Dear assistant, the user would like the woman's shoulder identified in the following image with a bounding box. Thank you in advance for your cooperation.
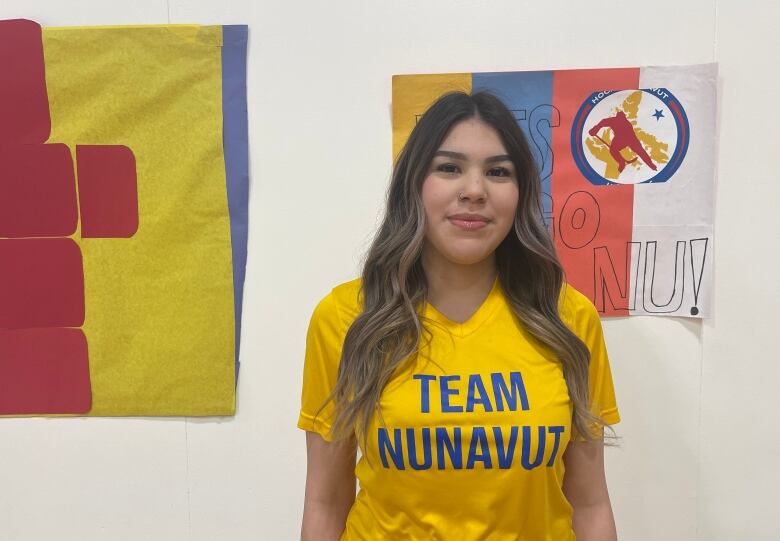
[557,281,601,331]
[330,276,364,317]
[311,277,364,330]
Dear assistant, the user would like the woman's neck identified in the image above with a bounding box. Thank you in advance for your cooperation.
[420,245,497,323]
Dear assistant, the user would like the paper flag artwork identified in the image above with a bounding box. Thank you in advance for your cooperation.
[393,64,717,318]
[0,19,249,415]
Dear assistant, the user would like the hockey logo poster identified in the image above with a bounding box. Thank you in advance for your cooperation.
[393,64,717,319]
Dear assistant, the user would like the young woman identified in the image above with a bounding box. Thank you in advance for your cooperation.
[298,91,621,540]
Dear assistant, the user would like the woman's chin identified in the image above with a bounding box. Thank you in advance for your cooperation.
[440,249,495,267]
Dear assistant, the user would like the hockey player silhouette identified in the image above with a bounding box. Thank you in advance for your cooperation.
[588,110,657,173]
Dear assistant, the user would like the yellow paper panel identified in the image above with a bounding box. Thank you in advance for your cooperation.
[391,73,472,161]
[42,25,235,415]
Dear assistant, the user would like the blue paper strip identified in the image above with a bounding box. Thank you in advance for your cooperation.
[221,25,249,382]
[472,71,554,219]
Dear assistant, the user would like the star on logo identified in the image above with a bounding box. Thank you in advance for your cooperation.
[652,109,665,121]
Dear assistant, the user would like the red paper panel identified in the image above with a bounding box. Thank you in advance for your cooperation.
[0,238,85,329]
[551,68,640,316]
[76,145,139,238]
[0,328,91,414]
[0,143,78,237]
[0,19,50,144]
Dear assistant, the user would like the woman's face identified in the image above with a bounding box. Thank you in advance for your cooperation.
[420,117,520,267]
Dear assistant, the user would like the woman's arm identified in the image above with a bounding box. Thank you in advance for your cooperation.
[562,434,618,541]
[301,431,357,541]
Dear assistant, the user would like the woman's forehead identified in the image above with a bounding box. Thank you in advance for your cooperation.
[437,119,509,158]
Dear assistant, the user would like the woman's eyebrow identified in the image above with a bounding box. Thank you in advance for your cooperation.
[434,150,512,163]
[485,154,512,164]
[434,150,467,160]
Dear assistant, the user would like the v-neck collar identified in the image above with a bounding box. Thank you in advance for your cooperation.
[421,275,503,338]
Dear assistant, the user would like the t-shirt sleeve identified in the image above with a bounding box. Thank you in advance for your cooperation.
[297,291,344,442]
[560,285,621,439]
[577,298,621,428]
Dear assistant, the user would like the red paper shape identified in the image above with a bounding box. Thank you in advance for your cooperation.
[0,143,78,237]
[0,19,50,144]
[0,238,85,329]
[76,145,139,238]
[0,328,91,414]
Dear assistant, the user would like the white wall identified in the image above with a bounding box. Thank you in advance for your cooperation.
[0,1,776,540]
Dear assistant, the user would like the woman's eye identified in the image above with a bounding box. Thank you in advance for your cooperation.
[436,163,460,174]
[487,167,512,177]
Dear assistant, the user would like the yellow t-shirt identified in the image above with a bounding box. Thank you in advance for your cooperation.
[297,275,620,541]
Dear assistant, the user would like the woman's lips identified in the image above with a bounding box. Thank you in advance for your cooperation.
[448,217,488,230]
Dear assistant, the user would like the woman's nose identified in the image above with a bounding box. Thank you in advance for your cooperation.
[459,169,487,202]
